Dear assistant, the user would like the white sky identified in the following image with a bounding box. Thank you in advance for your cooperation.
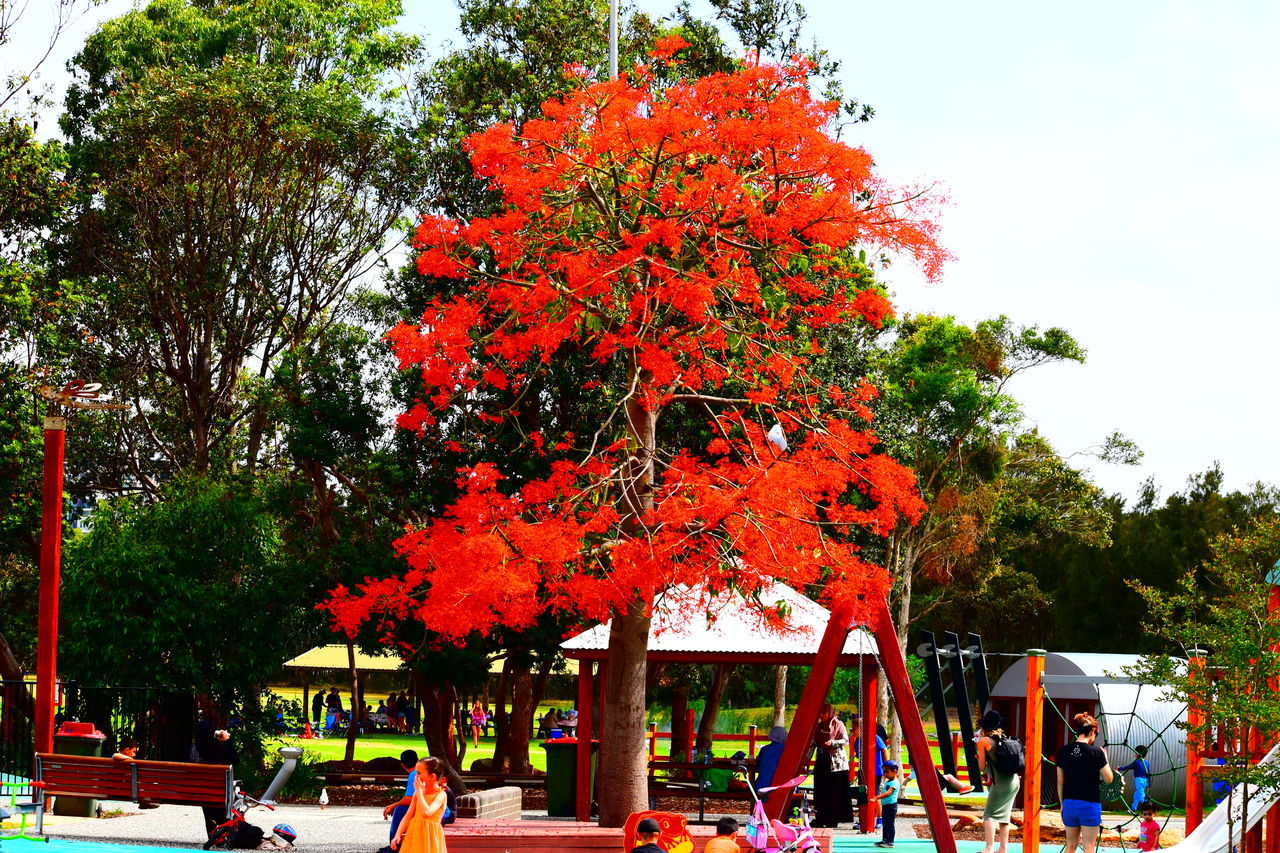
[9,0,1279,502]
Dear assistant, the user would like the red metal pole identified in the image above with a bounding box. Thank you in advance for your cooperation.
[1023,650,1046,853]
[35,416,66,757]
[575,660,594,822]
[1186,652,1206,833]
[860,657,879,832]
[764,605,851,823]
[871,600,956,853]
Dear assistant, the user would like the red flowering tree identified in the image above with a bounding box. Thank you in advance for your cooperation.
[327,39,948,824]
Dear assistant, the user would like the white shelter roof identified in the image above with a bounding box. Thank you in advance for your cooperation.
[561,582,877,661]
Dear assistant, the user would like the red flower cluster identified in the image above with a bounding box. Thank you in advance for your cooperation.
[327,51,947,642]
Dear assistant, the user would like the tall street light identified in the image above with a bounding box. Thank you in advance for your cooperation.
[609,0,618,78]
[34,379,125,754]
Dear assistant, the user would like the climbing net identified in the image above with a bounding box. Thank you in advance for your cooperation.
[1040,677,1186,849]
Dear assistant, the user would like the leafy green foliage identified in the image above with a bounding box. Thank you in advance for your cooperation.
[57,0,429,481]
[1013,467,1280,653]
[869,314,1107,646]
[1129,514,1280,820]
[60,474,322,696]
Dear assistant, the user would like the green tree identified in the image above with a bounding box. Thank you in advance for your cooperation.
[0,116,92,678]
[60,473,322,765]
[869,314,1116,748]
[57,0,428,484]
[1024,467,1279,653]
[1129,514,1280,840]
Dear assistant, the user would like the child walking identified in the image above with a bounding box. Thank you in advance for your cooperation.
[1118,746,1151,813]
[874,761,902,848]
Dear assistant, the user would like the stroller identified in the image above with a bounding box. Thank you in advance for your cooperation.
[204,747,302,850]
[743,773,822,853]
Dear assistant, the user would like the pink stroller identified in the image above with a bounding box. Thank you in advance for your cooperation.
[744,774,822,853]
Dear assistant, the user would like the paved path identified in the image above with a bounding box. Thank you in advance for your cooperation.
[34,803,395,852]
[23,802,1188,852]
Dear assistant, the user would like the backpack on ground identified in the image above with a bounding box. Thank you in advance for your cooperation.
[991,734,1025,776]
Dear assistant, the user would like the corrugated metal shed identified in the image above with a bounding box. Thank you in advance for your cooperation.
[561,582,877,661]
[991,652,1187,806]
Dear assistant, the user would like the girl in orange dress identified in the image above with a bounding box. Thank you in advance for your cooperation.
[392,757,449,853]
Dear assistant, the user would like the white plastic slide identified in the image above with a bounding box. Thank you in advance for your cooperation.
[1161,743,1280,853]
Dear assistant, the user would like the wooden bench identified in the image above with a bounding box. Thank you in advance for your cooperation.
[34,753,233,835]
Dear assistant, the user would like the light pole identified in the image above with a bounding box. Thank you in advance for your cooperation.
[608,0,617,78]
[33,379,124,754]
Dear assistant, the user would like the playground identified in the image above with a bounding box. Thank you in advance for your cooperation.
[3,2,1277,853]
[10,597,1280,853]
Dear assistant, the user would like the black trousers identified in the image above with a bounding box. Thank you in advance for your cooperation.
[882,803,898,843]
[813,751,853,827]
[202,805,226,838]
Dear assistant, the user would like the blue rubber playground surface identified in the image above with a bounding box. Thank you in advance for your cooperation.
[0,837,1018,853]
[834,839,1024,853]
[0,841,201,852]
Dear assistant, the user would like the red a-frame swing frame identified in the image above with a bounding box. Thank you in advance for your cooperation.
[760,599,958,853]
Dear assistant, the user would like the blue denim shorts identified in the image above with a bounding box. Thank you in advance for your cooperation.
[1062,799,1103,828]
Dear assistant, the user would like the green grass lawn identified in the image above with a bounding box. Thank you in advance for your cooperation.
[273,731,767,773]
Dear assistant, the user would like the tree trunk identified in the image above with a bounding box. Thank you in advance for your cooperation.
[531,657,554,717]
[671,683,692,764]
[773,666,788,728]
[344,641,360,764]
[412,671,468,795]
[596,361,656,826]
[0,630,34,724]
[491,658,513,771]
[597,599,651,826]
[695,663,734,754]
[508,667,534,773]
[886,555,915,762]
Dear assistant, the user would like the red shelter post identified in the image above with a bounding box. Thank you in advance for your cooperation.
[1186,650,1206,833]
[575,660,594,822]
[35,415,66,756]
[765,606,851,823]
[859,658,879,832]
[1023,649,1046,853]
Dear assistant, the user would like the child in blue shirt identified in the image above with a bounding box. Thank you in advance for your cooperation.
[874,761,902,848]
[1117,745,1151,813]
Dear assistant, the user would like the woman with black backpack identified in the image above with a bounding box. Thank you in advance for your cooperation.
[976,710,1020,853]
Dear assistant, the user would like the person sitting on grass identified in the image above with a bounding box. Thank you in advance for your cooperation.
[631,817,665,853]
[704,817,739,853]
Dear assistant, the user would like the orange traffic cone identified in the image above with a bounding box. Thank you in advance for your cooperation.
[302,720,314,739]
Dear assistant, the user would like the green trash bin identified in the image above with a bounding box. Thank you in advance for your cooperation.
[541,737,597,817]
[53,723,107,817]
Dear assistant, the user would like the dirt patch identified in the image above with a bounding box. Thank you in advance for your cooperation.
[650,794,753,815]
[280,785,398,807]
